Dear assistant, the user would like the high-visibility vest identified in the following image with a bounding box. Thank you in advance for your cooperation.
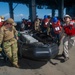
[52,20,62,34]
[43,18,49,28]
[63,21,75,36]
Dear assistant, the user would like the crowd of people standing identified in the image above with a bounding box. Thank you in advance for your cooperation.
[33,15,75,61]
[0,14,75,68]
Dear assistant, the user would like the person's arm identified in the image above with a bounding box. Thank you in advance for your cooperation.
[0,27,4,45]
[13,26,18,40]
[34,21,37,31]
[0,27,4,51]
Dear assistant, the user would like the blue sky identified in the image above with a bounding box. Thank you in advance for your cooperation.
[0,2,65,21]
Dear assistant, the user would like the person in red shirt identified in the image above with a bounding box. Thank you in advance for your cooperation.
[62,15,75,61]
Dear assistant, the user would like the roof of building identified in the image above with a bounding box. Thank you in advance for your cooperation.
[0,0,75,8]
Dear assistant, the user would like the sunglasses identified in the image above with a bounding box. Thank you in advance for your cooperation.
[6,23,12,25]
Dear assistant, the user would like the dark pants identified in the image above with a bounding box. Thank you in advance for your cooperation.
[51,31,60,46]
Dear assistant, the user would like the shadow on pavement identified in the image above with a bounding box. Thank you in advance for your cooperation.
[0,57,48,69]
[53,54,65,63]
[0,54,66,69]
[19,58,48,69]
[0,59,12,67]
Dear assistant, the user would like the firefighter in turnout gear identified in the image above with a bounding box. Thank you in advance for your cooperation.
[62,15,75,61]
[0,18,19,68]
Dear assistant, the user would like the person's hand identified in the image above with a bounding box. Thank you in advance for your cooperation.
[16,37,19,40]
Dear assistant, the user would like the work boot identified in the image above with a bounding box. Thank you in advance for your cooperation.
[61,53,65,58]
[13,63,20,68]
[64,57,69,61]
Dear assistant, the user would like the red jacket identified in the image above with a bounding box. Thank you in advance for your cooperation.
[52,20,62,34]
[63,21,75,36]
